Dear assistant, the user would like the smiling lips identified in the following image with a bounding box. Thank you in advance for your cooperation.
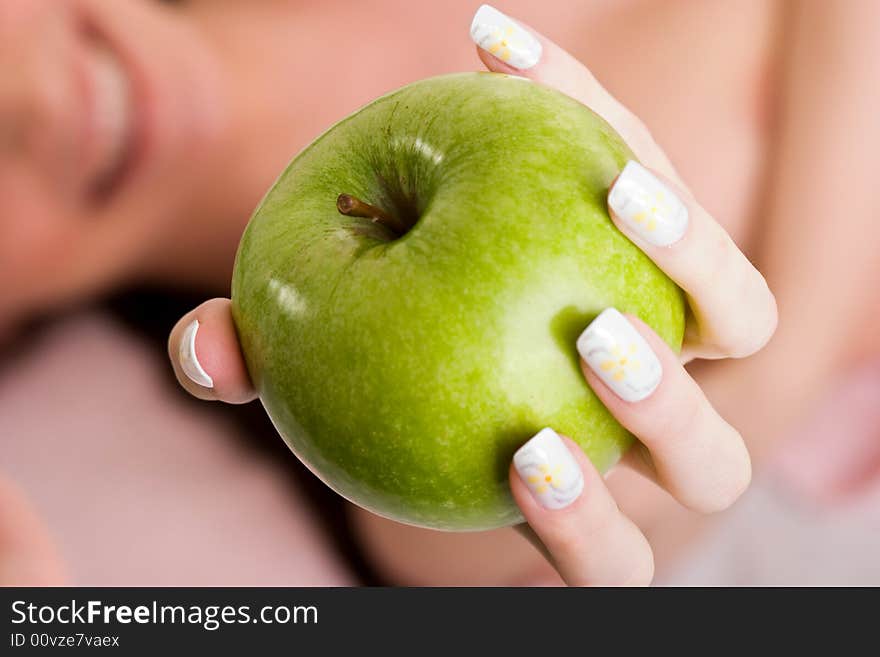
[79,38,136,202]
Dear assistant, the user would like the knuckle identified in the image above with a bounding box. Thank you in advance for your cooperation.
[566,519,655,587]
[688,231,732,301]
[693,435,752,513]
[712,301,776,359]
[704,471,751,513]
[714,326,763,359]
[719,269,778,359]
[623,556,655,587]
[737,273,777,354]
[580,496,623,540]
[652,391,704,445]
[691,228,778,359]
[549,500,620,565]
[754,277,779,345]
[729,441,754,501]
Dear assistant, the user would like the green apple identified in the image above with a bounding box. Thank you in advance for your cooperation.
[231,72,685,531]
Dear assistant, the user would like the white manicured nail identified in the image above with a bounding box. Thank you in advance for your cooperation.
[470,4,542,70]
[608,161,689,247]
[514,428,584,510]
[179,319,213,388]
[577,308,662,402]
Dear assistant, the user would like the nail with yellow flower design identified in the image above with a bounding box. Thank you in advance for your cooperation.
[608,161,689,247]
[470,5,542,70]
[577,308,662,402]
[513,428,584,510]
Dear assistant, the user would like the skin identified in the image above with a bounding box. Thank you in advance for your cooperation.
[2,0,879,583]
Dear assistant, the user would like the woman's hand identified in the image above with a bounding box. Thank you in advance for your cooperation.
[469,4,776,363]
[167,5,776,585]
[469,5,774,584]
[509,311,751,585]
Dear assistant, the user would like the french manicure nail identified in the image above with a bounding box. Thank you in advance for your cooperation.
[470,4,542,70]
[514,428,584,509]
[608,161,689,246]
[179,319,214,388]
[577,308,662,402]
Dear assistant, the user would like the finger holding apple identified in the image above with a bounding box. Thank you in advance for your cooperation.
[168,298,256,404]
[575,311,752,514]
[510,431,655,587]
[471,4,777,361]
[509,308,750,585]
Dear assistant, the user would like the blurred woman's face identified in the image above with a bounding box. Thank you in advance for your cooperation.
[0,0,228,327]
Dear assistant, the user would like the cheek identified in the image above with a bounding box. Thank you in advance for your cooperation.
[0,170,85,312]
[0,0,67,27]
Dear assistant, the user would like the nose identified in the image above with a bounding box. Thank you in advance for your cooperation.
[0,1,79,182]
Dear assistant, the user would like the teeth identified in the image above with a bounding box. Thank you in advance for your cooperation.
[87,45,132,191]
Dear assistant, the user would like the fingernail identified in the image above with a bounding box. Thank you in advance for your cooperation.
[608,161,689,247]
[577,308,662,402]
[179,319,214,388]
[514,428,584,509]
[470,4,542,70]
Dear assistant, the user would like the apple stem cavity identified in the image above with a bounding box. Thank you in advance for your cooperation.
[336,193,407,237]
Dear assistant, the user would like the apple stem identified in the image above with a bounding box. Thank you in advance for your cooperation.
[337,193,407,236]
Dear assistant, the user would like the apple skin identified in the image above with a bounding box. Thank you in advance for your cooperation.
[231,72,685,531]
